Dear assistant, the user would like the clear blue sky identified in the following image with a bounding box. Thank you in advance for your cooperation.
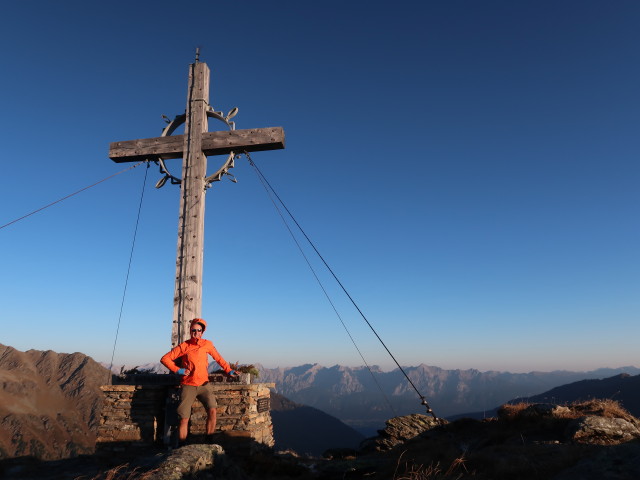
[1,1,638,373]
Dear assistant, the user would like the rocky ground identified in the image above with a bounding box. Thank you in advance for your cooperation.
[2,398,640,479]
[364,400,640,480]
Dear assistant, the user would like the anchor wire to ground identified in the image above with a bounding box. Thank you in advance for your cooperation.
[247,154,397,418]
[107,162,150,384]
[246,152,436,419]
[0,162,145,231]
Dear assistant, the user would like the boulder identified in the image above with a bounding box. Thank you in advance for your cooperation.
[360,414,443,452]
[150,444,224,480]
[566,415,640,445]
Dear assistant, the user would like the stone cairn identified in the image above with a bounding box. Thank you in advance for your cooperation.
[97,373,274,452]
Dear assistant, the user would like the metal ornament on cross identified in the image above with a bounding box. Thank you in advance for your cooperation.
[154,106,241,189]
[108,56,285,347]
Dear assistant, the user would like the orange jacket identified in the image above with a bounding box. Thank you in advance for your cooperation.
[160,338,232,386]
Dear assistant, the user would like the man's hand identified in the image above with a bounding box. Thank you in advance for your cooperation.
[177,368,191,376]
[228,369,239,377]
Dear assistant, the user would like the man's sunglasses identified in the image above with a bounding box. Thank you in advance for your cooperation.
[191,328,202,333]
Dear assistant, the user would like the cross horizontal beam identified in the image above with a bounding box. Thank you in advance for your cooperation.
[109,127,285,163]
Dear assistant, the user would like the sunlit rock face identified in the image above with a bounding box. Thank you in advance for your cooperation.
[0,344,109,460]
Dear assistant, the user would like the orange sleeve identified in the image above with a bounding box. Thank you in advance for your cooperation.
[206,341,231,373]
[160,344,185,373]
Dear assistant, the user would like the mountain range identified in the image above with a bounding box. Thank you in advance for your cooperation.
[254,363,640,435]
[124,360,640,436]
[3,343,640,465]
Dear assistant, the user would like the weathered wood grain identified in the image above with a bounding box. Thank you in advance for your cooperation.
[201,127,285,156]
[172,61,209,347]
[109,135,184,161]
[109,127,285,163]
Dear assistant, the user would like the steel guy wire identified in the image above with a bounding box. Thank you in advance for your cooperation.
[1,162,145,231]
[107,162,150,384]
[246,154,398,418]
[245,152,437,419]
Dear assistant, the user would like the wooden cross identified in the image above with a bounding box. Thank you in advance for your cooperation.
[109,60,285,347]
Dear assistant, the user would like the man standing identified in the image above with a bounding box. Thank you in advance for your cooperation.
[161,318,238,443]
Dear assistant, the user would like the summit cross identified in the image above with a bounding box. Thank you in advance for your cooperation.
[109,60,285,347]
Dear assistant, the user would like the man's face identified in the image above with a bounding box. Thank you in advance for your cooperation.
[190,323,204,340]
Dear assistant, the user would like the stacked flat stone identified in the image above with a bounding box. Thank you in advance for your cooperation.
[97,382,274,451]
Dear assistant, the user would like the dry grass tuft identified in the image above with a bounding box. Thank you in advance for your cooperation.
[79,464,160,480]
[569,399,635,421]
[497,402,531,419]
[393,452,471,480]
[498,399,635,422]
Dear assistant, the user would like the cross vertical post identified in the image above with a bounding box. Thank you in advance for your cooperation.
[108,60,285,349]
[172,61,209,347]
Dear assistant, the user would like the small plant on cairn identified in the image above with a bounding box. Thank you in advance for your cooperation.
[230,362,260,378]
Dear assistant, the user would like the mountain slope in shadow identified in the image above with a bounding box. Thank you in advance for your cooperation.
[524,373,640,413]
[451,373,640,420]
[270,392,364,456]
